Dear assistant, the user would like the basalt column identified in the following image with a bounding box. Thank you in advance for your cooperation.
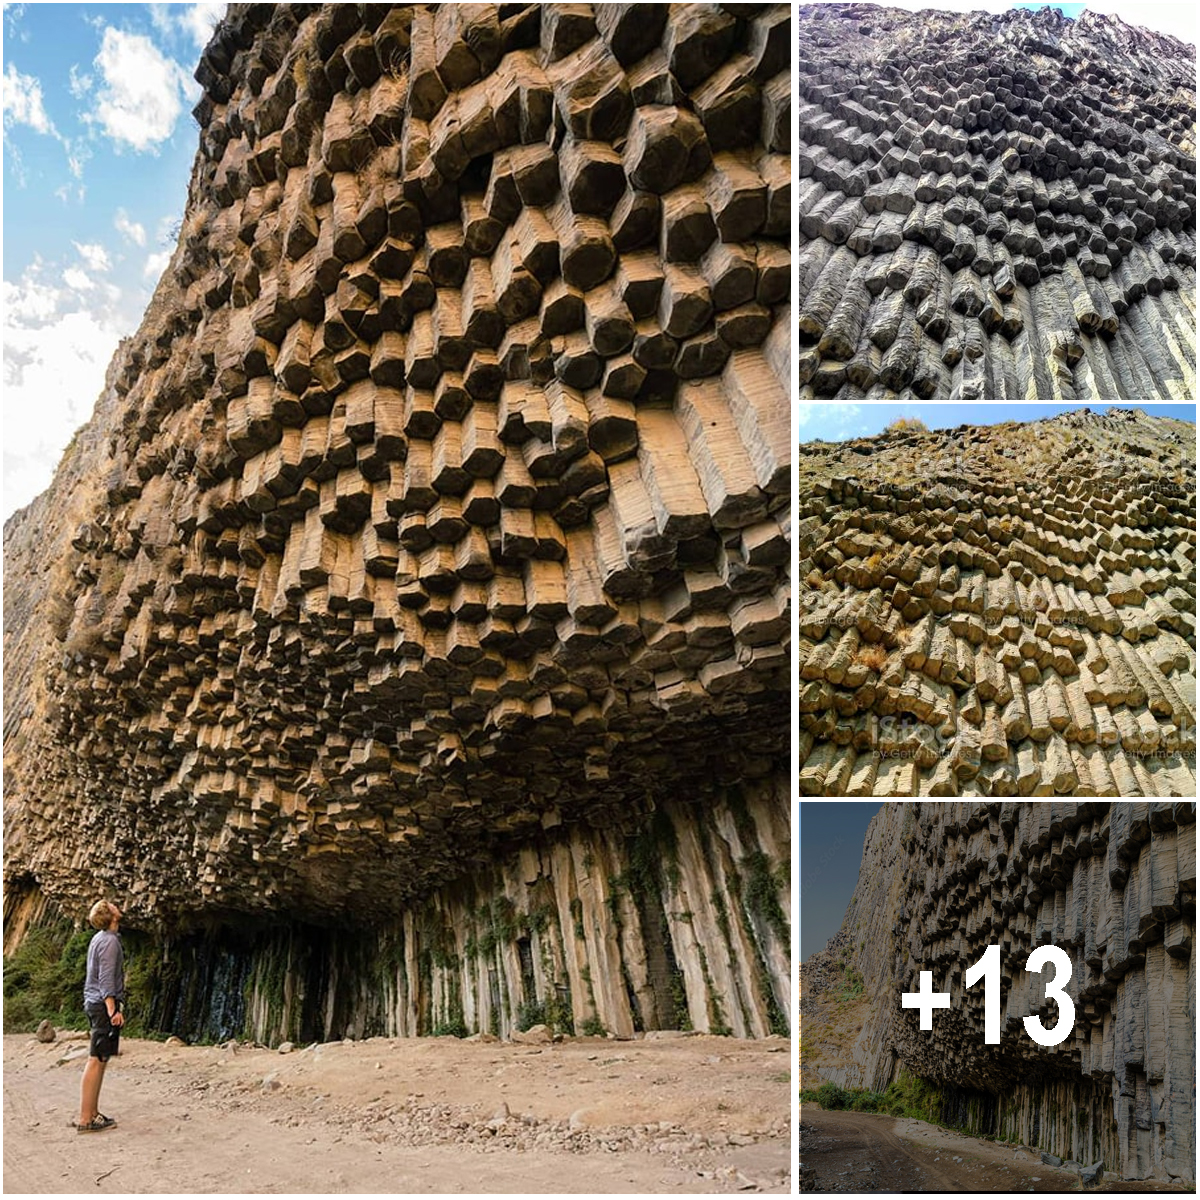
[797,408,1196,797]
[2,4,790,1038]
[799,4,1196,405]
[802,801,1195,1186]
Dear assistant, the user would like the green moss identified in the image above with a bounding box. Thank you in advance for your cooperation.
[3,921,175,1040]
[710,888,733,951]
[837,966,864,1002]
[528,904,553,935]
[4,921,94,1032]
[623,807,681,894]
[545,988,572,1035]
[741,850,789,945]
[669,969,692,1031]
[802,1073,945,1125]
[515,998,547,1031]
[692,942,731,1036]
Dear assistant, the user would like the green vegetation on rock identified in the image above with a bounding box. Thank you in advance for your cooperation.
[800,1072,944,1124]
[836,965,864,1001]
[3,920,163,1038]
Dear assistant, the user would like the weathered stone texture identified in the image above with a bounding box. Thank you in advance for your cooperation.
[2,3,789,1038]
[798,408,1196,796]
[804,801,1195,1185]
[798,4,1196,404]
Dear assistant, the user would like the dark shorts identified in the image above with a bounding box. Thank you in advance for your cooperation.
[85,1001,121,1061]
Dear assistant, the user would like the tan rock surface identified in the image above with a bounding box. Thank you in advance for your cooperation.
[3,3,790,1042]
[798,408,1196,796]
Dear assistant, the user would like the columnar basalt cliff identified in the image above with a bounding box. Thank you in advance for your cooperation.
[3,3,790,1041]
[799,4,1196,404]
[801,801,1196,1186]
[797,408,1196,796]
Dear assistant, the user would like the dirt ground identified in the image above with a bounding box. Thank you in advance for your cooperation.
[800,1106,1191,1194]
[4,1030,789,1194]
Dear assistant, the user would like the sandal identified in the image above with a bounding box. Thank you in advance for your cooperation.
[77,1114,117,1133]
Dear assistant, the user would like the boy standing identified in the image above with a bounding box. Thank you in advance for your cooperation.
[77,899,125,1133]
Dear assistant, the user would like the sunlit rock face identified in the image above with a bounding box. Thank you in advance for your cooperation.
[797,407,1197,797]
[798,3,1196,405]
[796,5,1196,797]
[3,3,790,1040]
[804,801,1195,1185]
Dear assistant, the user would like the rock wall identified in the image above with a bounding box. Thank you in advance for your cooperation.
[118,778,790,1044]
[805,801,1195,1185]
[2,3,790,1036]
[798,3,1196,405]
[797,408,1196,796]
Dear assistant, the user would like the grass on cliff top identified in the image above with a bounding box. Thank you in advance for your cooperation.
[800,1074,943,1123]
[885,416,927,433]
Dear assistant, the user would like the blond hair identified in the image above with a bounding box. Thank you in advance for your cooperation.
[88,900,118,930]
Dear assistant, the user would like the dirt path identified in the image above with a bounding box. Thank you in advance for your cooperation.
[5,1032,789,1193]
[800,1106,1190,1193]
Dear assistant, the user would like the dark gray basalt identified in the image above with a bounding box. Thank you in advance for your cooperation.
[798,3,1196,404]
[803,801,1195,1185]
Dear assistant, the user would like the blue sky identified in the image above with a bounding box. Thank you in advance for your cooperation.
[800,802,882,962]
[3,2,224,519]
[865,0,1194,44]
[1015,2,1083,15]
[800,403,1198,444]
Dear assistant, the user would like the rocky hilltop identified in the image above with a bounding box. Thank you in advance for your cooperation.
[798,408,1197,796]
[3,3,790,1043]
[801,801,1196,1186]
[799,3,1196,405]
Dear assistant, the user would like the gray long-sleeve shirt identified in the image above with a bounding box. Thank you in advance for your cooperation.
[83,929,124,1006]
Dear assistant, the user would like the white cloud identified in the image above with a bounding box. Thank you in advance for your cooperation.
[63,266,95,291]
[147,2,227,51]
[5,63,91,182]
[4,260,62,324]
[87,27,190,152]
[798,403,866,442]
[147,3,176,40]
[1081,1,1195,46]
[55,181,87,205]
[3,262,136,518]
[5,4,30,41]
[73,242,111,272]
[7,141,28,186]
[68,64,93,100]
[181,2,226,50]
[3,62,55,135]
[115,209,147,247]
[143,250,172,279]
